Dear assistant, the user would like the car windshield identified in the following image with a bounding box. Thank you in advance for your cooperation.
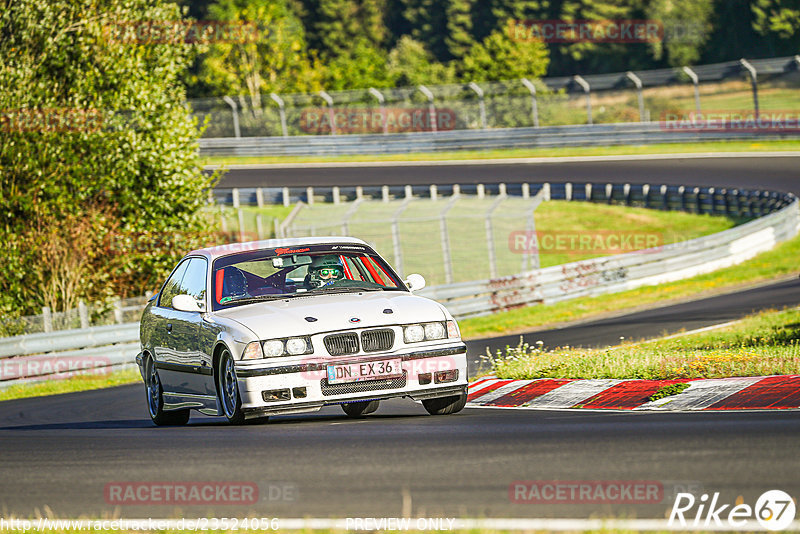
[211,244,405,310]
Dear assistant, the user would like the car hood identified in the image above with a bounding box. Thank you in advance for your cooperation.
[213,291,447,339]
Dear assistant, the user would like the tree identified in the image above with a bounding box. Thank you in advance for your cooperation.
[200,0,322,110]
[323,38,394,89]
[387,35,456,85]
[0,0,215,316]
[460,26,549,82]
[296,0,392,90]
[445,0,476,59]
[751,0,800,54]
[397,0,450,59]
[647,0,714,66]
[300,0,388,54]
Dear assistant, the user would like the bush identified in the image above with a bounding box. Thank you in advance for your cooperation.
[0,0,217,316]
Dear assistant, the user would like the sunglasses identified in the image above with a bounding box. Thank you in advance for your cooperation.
[317,268,341,278]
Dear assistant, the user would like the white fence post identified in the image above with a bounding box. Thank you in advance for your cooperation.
[573,75,592,125]
[468,81,487,129]
[222,96,241,138]
[439,198,458,284]
[256,214,265,239]
[78,301,89,330]
[236,209,245,241]
[270,93,288,137]
[418,85,437,132]
[114,299,123,324]
[521,78,540,128]
[42,306,52,333]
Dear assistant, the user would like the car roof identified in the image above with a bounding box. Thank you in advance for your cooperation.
[187,236,370,261]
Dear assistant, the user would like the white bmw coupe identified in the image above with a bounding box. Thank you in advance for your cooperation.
[136,237,468,425]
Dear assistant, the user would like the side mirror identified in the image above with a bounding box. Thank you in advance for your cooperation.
[404,273,426,292]
[172,294,205,313]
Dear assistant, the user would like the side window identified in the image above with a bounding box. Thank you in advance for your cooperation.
[180,258,208,302]
[158,259,190,309]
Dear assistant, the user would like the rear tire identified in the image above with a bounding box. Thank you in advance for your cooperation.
[217,349,246,425]
[342,400,380,418]
[145,356,190,426]
[422,392,467,415]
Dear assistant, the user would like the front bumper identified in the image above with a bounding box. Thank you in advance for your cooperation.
[235,344,468,419]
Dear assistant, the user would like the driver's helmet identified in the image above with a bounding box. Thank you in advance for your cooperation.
[307,255,344,288]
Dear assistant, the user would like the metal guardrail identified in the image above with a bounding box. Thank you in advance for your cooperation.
[1,184,796,387]
[0,323,140,388]
[418,192,799,318]
[199,122,800,157]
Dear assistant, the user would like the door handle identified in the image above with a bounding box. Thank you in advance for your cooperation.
[166,323,173,333]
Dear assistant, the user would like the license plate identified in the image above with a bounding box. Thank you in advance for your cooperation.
[327,358,403,384]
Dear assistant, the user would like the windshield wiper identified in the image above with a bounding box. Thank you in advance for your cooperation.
[306,285,384,294]
[221,293,299,306]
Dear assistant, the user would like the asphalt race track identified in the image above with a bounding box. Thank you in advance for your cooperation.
[465,277,800,374]
[2,154,799,521]
[216,154,800,195]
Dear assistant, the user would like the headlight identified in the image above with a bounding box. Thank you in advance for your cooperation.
[424,322,445,340]
[404,322,448,343]
[403,324,425,343]
[285,337,307,355]
[242,341,263,360]
[262,339,284,357]
[261,337,314,357]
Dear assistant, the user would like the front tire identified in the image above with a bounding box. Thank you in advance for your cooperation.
[145,356,190,426]
[422,392,467,415]
[217,349,246,425]
[342,400,380,418]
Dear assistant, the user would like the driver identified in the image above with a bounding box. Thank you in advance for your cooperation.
[306,255,345,288]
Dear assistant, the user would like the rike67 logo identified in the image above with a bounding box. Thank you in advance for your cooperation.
[669,490,796,531]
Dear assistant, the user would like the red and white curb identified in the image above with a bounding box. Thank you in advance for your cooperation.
[467,375,800,411]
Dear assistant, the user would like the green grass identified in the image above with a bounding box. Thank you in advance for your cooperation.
[0,367,140,402]
[486,307,800,380]
[201,140,800,166]
[533,202,739,267]
[458,229,800,340]
[286,198,738,286]
[648,382,691,401]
